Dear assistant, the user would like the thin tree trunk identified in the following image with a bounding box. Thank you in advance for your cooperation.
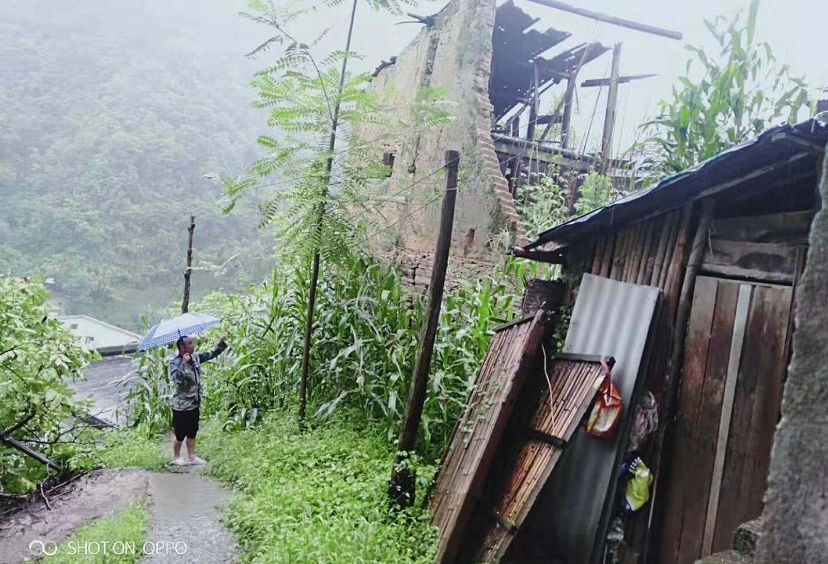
[182,215,195,314]
[298,0,359,422]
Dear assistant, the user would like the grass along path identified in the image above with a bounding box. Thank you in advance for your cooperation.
[48,503,148,564]
[198,413,438,563]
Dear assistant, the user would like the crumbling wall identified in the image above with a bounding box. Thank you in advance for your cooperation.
[359,0,525,265]
[756,150,828,563]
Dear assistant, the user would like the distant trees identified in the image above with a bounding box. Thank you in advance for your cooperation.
[0,2,270,327]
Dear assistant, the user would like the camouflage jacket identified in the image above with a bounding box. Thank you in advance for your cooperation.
[168,341,227,411]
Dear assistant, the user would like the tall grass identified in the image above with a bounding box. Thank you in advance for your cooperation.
[126,252,525,461]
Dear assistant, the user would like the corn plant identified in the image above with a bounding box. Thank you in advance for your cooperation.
[640,0,810,179]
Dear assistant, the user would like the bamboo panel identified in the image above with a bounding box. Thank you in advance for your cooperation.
[591,237,606,275]
[599,234,615,278]
[626,224,645,283]
[610,228,629,280]
[474,358,605,562]
[430,312,546,564]
[650,213,675,287]
[637,220,656,284]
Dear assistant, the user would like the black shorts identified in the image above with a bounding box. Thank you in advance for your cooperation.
[172,408,199,441]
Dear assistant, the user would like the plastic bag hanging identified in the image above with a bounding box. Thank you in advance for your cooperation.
[585,357,623,438]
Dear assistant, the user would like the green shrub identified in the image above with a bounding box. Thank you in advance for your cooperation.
[195,253,519,460]
[0,276,98,493]
[96,426,169,471]
[199,413,437,563]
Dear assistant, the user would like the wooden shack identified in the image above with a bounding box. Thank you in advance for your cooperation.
[510,120,828,563]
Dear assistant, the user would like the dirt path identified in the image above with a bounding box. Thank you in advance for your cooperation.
[0,468,151,563]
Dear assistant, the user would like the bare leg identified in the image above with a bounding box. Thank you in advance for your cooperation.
[174,439,183,460]
[185,437,196,461]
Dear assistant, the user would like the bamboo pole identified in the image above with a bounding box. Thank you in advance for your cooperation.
[391,151,460,508]
[600,234,615,278]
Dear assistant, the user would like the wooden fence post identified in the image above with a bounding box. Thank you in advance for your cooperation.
[389,150,460,507]
[182,215,195,314]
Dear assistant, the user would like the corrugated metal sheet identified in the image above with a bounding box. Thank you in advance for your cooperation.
[430,311,546,564]
[475,357,607,562]
[526,120,828,248]
[545,274,661,563]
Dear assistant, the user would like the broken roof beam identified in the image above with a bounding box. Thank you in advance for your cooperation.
[522,27,572,59]
[524,0,683,40]
[536,42,610,83]
[581,73,657,88]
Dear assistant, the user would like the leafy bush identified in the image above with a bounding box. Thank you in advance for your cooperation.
[122,346,173,437]
[199,413,437,563]
[0,276,98,493]
[126,252,520,460]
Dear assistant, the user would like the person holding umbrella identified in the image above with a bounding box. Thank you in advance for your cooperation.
[169,333,228,465]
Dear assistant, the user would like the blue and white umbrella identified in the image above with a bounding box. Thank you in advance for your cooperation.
[139,312,221,351]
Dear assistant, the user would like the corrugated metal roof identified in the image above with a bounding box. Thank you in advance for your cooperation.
[543,274,661,563]
[525,119,828,249]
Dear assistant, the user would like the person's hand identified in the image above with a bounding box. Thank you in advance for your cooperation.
[183,353,193,363]
[219,332,228,345]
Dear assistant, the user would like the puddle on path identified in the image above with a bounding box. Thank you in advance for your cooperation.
[143,466,238,563]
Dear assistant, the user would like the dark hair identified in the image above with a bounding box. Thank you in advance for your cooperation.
[176,336,188,350]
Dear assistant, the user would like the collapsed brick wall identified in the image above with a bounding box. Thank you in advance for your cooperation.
[388,248,498,293]
[359,0,525,268]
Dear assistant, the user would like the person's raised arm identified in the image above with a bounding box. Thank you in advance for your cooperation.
[198,333,228,363]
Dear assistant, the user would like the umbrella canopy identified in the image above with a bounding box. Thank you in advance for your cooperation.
[139,312,221,351]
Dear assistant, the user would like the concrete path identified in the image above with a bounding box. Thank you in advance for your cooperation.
[70,356,138,426]
[143,465,238,563]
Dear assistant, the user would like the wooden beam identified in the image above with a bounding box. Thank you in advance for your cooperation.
[771,132,826,154]
[523,0,683,40]
[391,150,460,507]
[527,60,540,141]
[561,74,577,149]
[700,240,798,284]
[181,215,195,314]
[600,43,622,174]
[581,73,656,88]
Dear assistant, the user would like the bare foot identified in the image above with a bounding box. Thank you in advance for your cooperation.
[172,458,187,466]
[187,456,206,465]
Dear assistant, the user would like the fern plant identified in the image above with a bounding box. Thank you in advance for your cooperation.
[225,0,429,421]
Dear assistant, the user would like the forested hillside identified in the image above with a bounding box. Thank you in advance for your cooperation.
[0,0,272,329]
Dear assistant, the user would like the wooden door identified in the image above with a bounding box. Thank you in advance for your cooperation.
[660,276,793,563]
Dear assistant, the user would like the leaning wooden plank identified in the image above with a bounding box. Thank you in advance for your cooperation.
[475,357,607,562]
[431,311,547,564]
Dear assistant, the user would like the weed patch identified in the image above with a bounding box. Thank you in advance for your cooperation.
[199,414,438,563]
[47,503,148,564]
